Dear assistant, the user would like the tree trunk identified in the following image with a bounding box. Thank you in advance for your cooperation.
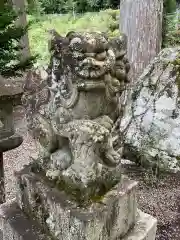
[11,0,30,60]
[119,0,164,82]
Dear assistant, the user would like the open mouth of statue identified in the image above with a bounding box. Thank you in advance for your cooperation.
[77,56,111,79]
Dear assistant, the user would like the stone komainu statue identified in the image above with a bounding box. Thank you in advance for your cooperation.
[22,31,130,199]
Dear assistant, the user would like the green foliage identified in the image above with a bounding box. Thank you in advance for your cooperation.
[163,10,180,47]
[28,9,120,66]
[0,2,35,77]
[164,0,177,13]
[26,0,44,16]
[39,0,63,14]
[27,0,119,15]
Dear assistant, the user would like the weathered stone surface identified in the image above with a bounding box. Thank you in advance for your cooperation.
[0,76,23,204]
[120,47,180,171]
[0,76,23,151]
[0,199,157,240]
[0,76,23,105]
[123,210,157,240]
[22,31,130,197]
[15,164,137,240]
[0,200,51,240]
[0,134,23,152]
[0,102,14,140]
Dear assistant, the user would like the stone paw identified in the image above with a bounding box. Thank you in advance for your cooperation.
[50,148,72,171]
[104,149,121,166]
[95,115,113,131]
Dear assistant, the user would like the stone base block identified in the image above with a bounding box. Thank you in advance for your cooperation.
[124,210,157,240]
[0,200,51,240]
[0,201,157,240]
[15,165,137,239]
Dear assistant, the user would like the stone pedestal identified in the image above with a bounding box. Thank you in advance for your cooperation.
[0,163,157,240]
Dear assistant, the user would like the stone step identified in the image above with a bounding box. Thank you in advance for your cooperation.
[123,210,157,240]
[0,200,51,240]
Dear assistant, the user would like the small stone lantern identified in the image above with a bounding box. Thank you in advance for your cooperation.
[0,77,23,203]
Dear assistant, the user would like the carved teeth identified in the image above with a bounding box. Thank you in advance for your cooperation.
[85,53,96,57]
[96,51,107,61]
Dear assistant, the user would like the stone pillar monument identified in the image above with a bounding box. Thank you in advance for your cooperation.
[0,32,157,240]
[0,77,23,203]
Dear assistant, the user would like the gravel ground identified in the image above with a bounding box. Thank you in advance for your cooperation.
[3,106,37,200]
[123,164,180,240]
[4,106,180,239]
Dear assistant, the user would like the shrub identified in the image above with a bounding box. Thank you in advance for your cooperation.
[26,0,44,16]
[164,0,177,13]
[27,0,119,14]
[163,9,180,47]
[0,2,35,77]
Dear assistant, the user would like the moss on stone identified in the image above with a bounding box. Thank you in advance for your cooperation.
[55,177,116,207]
[171,53,180,97]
